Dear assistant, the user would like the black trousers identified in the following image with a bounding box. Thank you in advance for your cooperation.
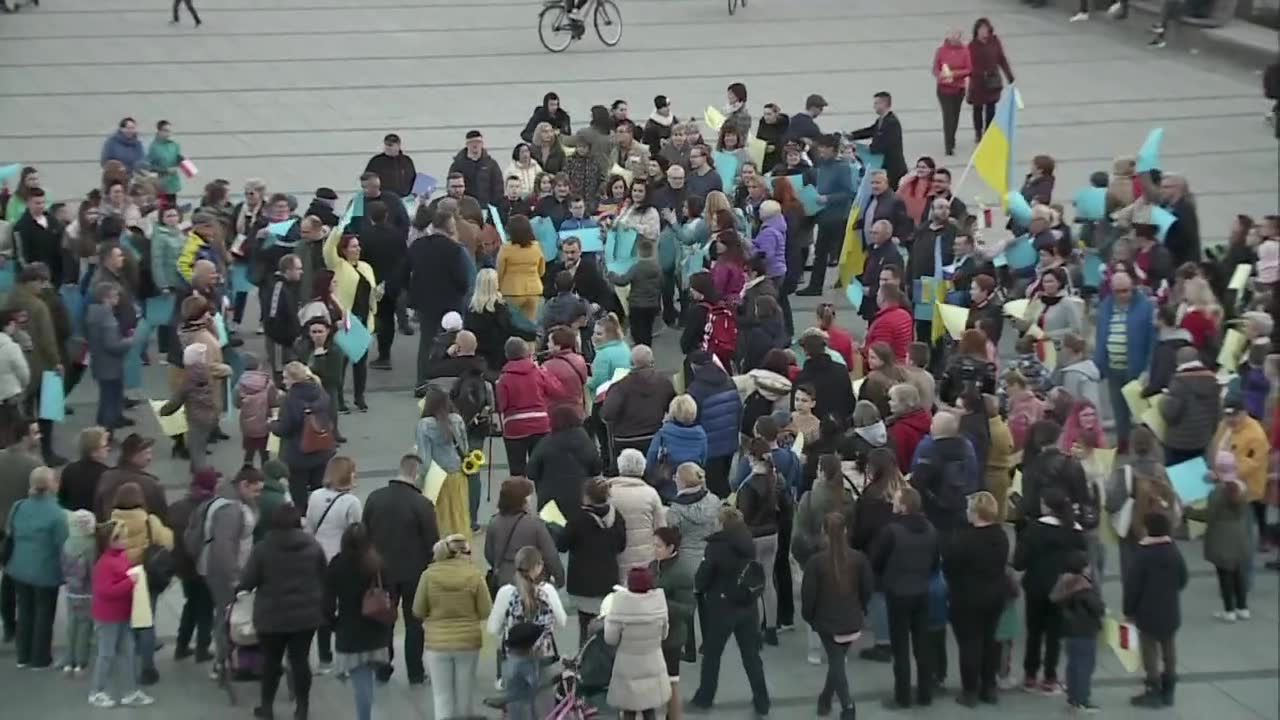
[630,306,658,347]
[770,276,793,341]
[952,604,1001,696]
[374,288,400,360]
[172,0,200,22]
[704,455,733,499]
[692,603,770,714]
[14,581,58,667]
[937,90,964,153]
[259,630,314,712]
[388,579,426,681]
[803,217,845,291]
[774,522,794,626]
[287,464,326,510]
[1216,567,1248,611]
[177,576,214,652]
[0,573,14,637]
[1023,592,1063,680]
[973,102,997,141]
[887,592,933,706]
[661,271,680,326]
[503,434,544,477]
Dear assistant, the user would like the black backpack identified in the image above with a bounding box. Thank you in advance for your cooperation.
[728,558,767,607]
[142,518,176,591]
[919,451,971,517]
[450,369,491,435]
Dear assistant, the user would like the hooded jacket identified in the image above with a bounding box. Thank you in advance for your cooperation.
[1160,361,1222,451]
[235,369,280,439]
[85,302,131,381]
[556,502,627,599]
[887,408,932,474]
[1056,358,1102,409]
[666,487,721,563]
[1050,572,1105,638]
[107,505,174,566]
[1142,327,1193,397]
[607,474,666,573]
[497,357,561,439]
[870,513,940,597]
[943,523,1010,612]
[911,435,978,535]
[646,422,708,492]
[696,523,757,605]
[1122,538,1188,635]
[269,380,336,470]
[1184,481,1250,570]
[92,547,135,623]
[448,148,504,209]
[411,555,492,651]
[754,213,788,279]
[734,368,792,436]
[795,353,855,424]
[792,480,855,566]
[100,130,144,172]
[239,527,326,634]
[95,464,169,524]
[1012,515,1087,597]
[604,586,672,712]
[686,363,742,458]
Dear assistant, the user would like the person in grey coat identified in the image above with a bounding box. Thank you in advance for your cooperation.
[1158,347,1221,465]
[665,462,720,660]
[201,469,264,669]
[607,238,663,347]
[483,477,565,588]
[84,282,134,431]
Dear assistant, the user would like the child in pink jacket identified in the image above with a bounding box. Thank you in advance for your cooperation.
[89,525,152,708]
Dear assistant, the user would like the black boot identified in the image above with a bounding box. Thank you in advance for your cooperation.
[1129,679,1162,707]
[1160,672,1176,706]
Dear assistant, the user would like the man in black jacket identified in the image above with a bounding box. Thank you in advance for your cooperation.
[362,454,440,685]
[358,201,409,369]
[848,91,908,188]
[363,133,417,198]
[261,254,303,382]
[542,236,612,310]
[12,188,66,285]
[448,131,504,210]
[856,170,914,245]
[794,331,855,424]
[407,208,472,390]
[343,172,409,239]
[304,187,340,228]
[870,486,940,709]
[756,103,791,171]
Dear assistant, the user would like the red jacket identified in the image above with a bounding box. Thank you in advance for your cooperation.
[933,41,972,95]
[497,358,563,439]
[541,350,589,418]
[92,547,135,624]
[888,408,932,473]
[865,305,914,363]
[824,324,857,369]
[1179,308,1218,351]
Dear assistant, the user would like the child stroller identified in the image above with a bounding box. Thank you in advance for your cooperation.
[215,592,292,705]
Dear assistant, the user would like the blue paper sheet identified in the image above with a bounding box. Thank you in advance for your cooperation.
[1073,187,1107,221]
[213,313,229,347]
[0,163,20,184]
[489,204,508,242]
[0,263,13,295]
[38,370,64,422]
[559,227,603,254]
[606,227,639,275]
[853,142,884,171]
[334,315,372,364]
[1151,206,1176,241]
[530,216,558,261]
[1167,456,1210,505]
[60,285,84,337]
[713,151,740,191]
[1004,235,1038,269]
[992,254,1009,268]
[230,263,256,294]
[1136,128,1163,173]
[266,218,297,237]
[411,173,438,196]
[844,280,865,310]
[1083,253,1104,288]
[125,318,149,390]
[145,295,174,327]
[1006,191,1033,227]
[782,175,823,216]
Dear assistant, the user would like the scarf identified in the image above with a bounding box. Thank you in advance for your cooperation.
[648,111,673,128]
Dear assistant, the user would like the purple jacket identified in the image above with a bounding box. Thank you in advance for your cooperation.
[755,214,788,279]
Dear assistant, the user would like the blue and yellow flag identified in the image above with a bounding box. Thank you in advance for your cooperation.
[971,86,1018,208]
[836,168,878,288]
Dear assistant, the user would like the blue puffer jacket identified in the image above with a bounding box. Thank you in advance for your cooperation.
[686,364,743,458]
[647,421,707,499]
[1093,290,1156,381]
[5,494,68,588]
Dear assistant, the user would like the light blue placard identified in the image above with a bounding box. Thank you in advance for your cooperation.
[1073,187,1106,221]
[1136,127,1163,173]
[530,216,558,260]
[713,151,740,191]
[795,184,822,217]
[1167,455,1210,505]
[412,173,437,196]
[145,295,174,327]
[267,218,297,237]
[559,227,603,254]
[38,370,64,422]
[853,142,884,171]
[213,313,229,347]
[1006,191,1033,228]
[60,285,84,337]
[124,318,150,390]
[993,253,1009,268]
[230,263,256,294]
[1151,206,1176,241]
[606,227,639,275]
[334,315,373,364]
[0,263,14,296]
[1005,235,1038,269]
[489,204,508,242]
[0,163,20,184]
[1083,253,1104,288]
[340,193,364,228]
[844,279,865,309]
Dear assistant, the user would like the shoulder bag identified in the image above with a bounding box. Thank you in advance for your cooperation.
[485,514,524,599]
[362,571,396,625]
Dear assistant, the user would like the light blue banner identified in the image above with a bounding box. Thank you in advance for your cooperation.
[334,315,372,364]
[214,313,229,347]
[38,370,64,422]
[231,263,256,294]
[605,227,639,275]
[60,285,84,337]
[489,204,508,242]
[267,218,297,236]
[844,279,865,310]
[124,318,150,390]
[1151,206,1176,241]
[1167,455,1210,505]
[1003,234,1038,269]
[853,142,884,171]
[1073,187,1106,221]
[1006,191,1033,227]
[0,164,20,184]
[713,151,740,191]
[145,295,174,327]
[530,216,558,261]
[1136,127,1163,173]
[558,227,603,254]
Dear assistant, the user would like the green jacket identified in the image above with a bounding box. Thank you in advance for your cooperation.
[8,285,60,376]
[146,138,183,194]
[254,480,290,543]
[655,552,696,650]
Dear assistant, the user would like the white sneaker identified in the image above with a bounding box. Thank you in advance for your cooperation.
[315,661,333,676]
[1213,610,1237,622]
[998,674,1019,690]
[121,690,155,706]
[1236,608,1251,620]
[807,653,823,665]
[62,664,75,673]
[1070,11,1089,21]
[495,677,505,692]
[88,693,117,708]
[1107,1,1124,16]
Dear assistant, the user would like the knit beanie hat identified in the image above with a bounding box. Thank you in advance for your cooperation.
[68,509,96,537]
[262,459,289,485]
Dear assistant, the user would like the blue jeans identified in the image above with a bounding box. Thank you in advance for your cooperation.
[349,662,376,720]
[1064,636,1097,706]
[96,378,124,429]
[134,590,159,676]
[93,622,137,697]
[869,592,891,646]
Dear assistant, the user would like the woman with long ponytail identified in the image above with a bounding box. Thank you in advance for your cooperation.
[324,522,393,720]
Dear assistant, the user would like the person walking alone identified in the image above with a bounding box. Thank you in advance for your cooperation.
[171,0,201,26]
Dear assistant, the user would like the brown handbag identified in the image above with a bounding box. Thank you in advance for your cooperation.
[300,408,336,454]
[362,572,396,625]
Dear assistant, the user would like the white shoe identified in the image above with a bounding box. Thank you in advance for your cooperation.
[1236,608,1251,620]
[1070,11,1089,21]
[998,674,1019,690]
[807,653,823,665]
[315,662,333,676]
[88,693,117,708]
[1107,1,1124,16]
[121,690,155,706]
[1213,610,1237,622]
[62,664,75,673]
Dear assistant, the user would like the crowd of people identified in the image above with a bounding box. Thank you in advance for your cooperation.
[0,11,1278,720]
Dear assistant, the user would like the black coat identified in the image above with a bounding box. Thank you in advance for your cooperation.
[465,303,536,372]
[363,479,440,585]
[1121,540,1188,636]
[57,459,108,513]
[364,152,418,198]
[735,471,793,538]
[165,494,202,582]
[1018,448,1092,528]
[345,190,409,237]
[870,513,940,597]
[407,233,470,320]
[555,502,626,599]
[907,222,956,285]
[261,274,302,348]
[848,111,908,187]
[755,115,791,171]
[13,210,67,285]
[448,149,504,209]
[528,426,603,523]
[1142,333,1192,397]
[1012,516,1087,598]
[324,550,395,653]
[520,106,573,143]
[358,221,408,291]
[938,355,997,406]
[1162,197,1201,268]
[795,354,855,425]
[544,257,611,311]
[239,528,327,634]
[856,191,914,245]
[801,548,873,636]
[304,198,341,228]
[942,523,1010,613]
[695,524,757,605]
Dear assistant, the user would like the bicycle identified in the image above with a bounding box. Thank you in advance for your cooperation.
[538,0,622,53]
[728,0,747,15]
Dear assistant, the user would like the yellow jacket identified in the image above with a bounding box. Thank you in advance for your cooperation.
[176,231,208,283]
[497,242,546,297]
[108,507,174,566]
[323,227,380,333]
[1210,417,1269,502]
[412,557,492,651]
[986,415,1016,473]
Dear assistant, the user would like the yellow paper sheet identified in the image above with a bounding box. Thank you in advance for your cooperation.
[791,431,805,458]
[672,370,685,395]
[852,377,867,396]
[1094,448,1118,478]
[1103,616,1142,673]
[704,105,726,131]
[1140,396,1167,442]
[726,491,737,507]
[150,400,188,437]
[1217,329,1247,372]
[266,410,280,454]
[937,304,969,341]
[127,566,153,629]
[1011,470,1023,496]
[1002,299,1030,322]
[1228,264,1252,292]
[422,461,447,502]
[615,283,630,315]
[1120,380,1150,419]
[748,136,767,168]
[539,500,568,526]
[1040,340,1058,372]
[610,164,633,185]
[1024,324,1045,340]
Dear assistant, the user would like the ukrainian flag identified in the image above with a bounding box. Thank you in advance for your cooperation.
[836,168,877,288]
[970,86,1019,208]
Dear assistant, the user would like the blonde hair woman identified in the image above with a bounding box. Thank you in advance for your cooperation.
[272,361,337,508]
[1177,275,1222,353]
[486,545,568,665]
[412,534,492,720]
[532,121,566,175]
[467,267,537,371]
[586,312,631,396]
[645,395,708,500]
[305,455,363,670]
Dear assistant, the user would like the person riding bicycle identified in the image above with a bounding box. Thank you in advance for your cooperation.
[567,0,589,21]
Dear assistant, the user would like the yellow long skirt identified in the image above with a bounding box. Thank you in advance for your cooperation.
[435,471,472,539]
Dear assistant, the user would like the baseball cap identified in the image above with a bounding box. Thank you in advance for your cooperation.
[1223,393,1244,414]
[383,133,401,145]
[465,130,483,140]
[653,94,670,110]
[805,93,828,109]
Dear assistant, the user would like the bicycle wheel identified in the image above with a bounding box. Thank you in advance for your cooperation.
[593,0,623,46]
[728,0,737,15]
[538,4,575,53]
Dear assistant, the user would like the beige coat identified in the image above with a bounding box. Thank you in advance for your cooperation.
[606,475,666,575]
[604,587,671,711]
